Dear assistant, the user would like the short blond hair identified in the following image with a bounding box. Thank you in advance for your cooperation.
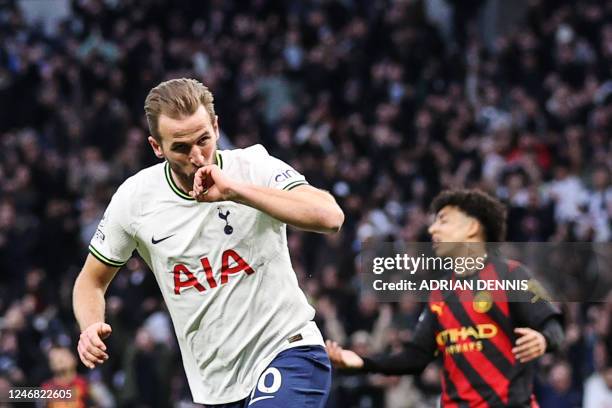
[144,78,216,140]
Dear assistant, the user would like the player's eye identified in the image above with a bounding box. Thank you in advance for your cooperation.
[172,144,190,153]
[196,135,210,145]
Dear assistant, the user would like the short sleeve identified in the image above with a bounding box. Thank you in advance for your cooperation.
[88,183,138,267]
[246,144,309,190]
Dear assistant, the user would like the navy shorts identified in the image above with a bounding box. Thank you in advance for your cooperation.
[204,345,331,408]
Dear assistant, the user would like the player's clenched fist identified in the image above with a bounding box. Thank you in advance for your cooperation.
[190,164,239,202]
[77,322,111,369]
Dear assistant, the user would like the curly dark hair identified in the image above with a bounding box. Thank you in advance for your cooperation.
[430,189,507,242]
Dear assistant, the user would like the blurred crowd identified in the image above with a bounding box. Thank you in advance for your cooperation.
[0,0,611,407]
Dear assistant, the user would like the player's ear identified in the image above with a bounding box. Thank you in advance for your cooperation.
[148,136,165,159]
[213,115,220,141]
[466,218,483,241]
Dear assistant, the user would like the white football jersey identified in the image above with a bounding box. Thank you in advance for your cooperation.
[89,144,325,404]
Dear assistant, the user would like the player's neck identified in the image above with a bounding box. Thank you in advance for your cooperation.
[460,254,488,277]
[454,242,488,277]
[170,168,193,194]
[449,242,487,257]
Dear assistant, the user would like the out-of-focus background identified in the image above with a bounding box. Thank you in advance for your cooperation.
[0,0,610,407]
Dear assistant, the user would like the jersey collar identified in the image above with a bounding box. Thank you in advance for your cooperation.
[164,151,223,201]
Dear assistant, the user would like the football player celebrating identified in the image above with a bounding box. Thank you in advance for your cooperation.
[327,189,564,407]
[73,78,344,407]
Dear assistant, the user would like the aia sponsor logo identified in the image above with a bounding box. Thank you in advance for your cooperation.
[172,249,254,295]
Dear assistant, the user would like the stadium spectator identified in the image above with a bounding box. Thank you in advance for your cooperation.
[118,327,172,408]
[41,346,90,408]
[537,361,582,408]
[583,364,612,408]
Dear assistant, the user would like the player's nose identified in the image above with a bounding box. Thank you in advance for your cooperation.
[428,223,437,236]
[189,146,205,167]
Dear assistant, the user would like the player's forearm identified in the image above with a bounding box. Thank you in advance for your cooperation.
[231,184,344,233]
[540,317,564,352]
[361,343,435,375]
[73,273,108,331]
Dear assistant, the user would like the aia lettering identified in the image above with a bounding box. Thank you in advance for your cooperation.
[221,249,254,284]
[173,264,206,295]
[173,249,254,295]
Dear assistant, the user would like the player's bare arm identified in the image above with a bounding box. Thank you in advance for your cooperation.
[73,254,119,369]
[190,164,344,234]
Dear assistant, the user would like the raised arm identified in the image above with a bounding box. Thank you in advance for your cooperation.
[191,164,344,233]
[233,183,343,233]
[73,254,119,369]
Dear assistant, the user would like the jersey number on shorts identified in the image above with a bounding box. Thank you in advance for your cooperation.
[172,249,255,295]
[249,367,282,405]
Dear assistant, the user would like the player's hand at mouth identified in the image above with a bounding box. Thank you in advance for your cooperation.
[190,165,242,202]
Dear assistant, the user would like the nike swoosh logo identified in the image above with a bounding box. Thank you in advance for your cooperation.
[151,234,175,245]
[249,396,274,406]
